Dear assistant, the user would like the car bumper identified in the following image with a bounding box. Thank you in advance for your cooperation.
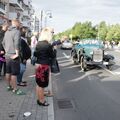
[86,61,103,65]
[61,46,72,49]
[86,61,115,65]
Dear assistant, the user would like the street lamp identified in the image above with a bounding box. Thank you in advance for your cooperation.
[40,10,43,31]
[40,10,52,31]
[44,10,52,27]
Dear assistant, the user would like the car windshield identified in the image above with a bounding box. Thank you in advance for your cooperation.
[79,40,103,45]
[64,40,70,43]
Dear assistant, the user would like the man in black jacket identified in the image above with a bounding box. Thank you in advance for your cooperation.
[0,23,9,77]
[17,27,31,86]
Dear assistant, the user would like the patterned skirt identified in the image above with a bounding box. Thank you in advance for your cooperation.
[35,64,49,88]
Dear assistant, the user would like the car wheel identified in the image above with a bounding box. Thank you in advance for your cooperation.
[106,65,112,70]
[80,56,87,71]
[106,59,114,70]
[71,51,78,64]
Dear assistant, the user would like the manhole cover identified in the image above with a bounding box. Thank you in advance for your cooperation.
[57,99,73,109]
[9,114,15,118]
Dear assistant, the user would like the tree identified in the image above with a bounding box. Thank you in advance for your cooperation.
[54,21,120,42]
[97,21,108,40]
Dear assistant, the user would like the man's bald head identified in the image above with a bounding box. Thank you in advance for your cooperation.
[11,19,20,28]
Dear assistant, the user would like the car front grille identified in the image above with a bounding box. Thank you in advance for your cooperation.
[93,49,103,62]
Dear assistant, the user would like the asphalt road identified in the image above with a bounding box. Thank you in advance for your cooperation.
[53,48,120,120]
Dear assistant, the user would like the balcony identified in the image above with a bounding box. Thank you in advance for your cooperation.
[23,10,30,18]
[9,0,23,11]
[9,12,23,22]
[9,12,17,20]
[22,21,30,27]
[0,2,6,15]
[23,0,29,6]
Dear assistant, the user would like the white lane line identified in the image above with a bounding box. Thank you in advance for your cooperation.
[103,67,120,75]
[115,49,120,52]
[57,56,66,60]
[62,52,71,59]
[113,72,120,75]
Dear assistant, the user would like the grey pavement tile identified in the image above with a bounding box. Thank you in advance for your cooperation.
[0,63,50,120]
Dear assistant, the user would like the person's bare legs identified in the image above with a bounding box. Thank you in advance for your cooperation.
[36,85,39,98]
[6,73,11,87]
[44,71,53,96]
[11,75,17,91]
[36,85,45,103]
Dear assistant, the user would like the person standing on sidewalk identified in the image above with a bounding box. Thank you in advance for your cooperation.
[2,19,25,95]
[34,27,55,106]
[17,27,31,86]
[30,32,38,65]
[0,23,9,77]
[30,32,38,57]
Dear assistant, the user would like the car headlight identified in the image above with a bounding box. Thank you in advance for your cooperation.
[90,51,93,55]
[104,52,108,55]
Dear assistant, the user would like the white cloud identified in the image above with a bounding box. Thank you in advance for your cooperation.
[32,0,120,33]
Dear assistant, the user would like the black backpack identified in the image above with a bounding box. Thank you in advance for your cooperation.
[20,38,31,60]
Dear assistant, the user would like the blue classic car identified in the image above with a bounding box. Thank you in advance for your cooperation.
[71,39,115,71]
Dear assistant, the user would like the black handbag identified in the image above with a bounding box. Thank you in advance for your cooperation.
[50,58,60,73]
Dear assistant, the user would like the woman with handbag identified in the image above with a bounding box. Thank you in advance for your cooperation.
[34,27,55,106]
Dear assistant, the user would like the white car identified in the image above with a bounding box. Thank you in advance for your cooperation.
[61,40,73,49]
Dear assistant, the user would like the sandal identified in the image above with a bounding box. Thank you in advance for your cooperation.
[13,89,26,95]
[17,83,27,87]
[37,100,49,106]
[44,93,54,97]
[22,81,27,83]
[7,86,13,91]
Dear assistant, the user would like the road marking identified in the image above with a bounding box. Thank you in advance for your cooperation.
[68,74,88,82]
[103,67,120,75]
[115,49,120,52]
[57,56,66,60]
[113,72,120,75]
[62,52,71,59]
[58,59,71,63]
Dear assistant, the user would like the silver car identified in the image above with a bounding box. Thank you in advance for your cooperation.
[61,40,73,49]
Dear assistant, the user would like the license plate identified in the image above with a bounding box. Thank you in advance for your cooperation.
[103,62,108,65]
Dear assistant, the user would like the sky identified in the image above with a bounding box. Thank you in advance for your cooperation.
[32,0,120,33]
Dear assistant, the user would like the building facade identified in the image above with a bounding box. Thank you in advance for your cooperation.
[0,0,37,32]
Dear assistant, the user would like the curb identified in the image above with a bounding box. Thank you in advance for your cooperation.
[48,73,54,120]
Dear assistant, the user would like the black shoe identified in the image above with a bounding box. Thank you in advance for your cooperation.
[37,100,49,106]
[17,83,27,87]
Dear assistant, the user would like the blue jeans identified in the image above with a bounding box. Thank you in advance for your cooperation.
[17,63,26,84]
[31,47,35,58]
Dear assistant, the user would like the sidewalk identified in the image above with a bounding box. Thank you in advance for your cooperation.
[0,61,54,120]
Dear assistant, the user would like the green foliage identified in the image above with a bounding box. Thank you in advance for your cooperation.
[97,21,108,40]
[54,21,120,42]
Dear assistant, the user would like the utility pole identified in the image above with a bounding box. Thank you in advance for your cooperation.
[40,10,52,31]
[44,10,52,27]
[40,10,43,31]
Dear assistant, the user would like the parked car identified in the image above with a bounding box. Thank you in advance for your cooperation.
[71,39,115,71]
[61,40,73,49]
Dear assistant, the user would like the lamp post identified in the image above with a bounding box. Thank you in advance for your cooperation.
[40,10,43,31]
[40,10,52,32]
[44,10,52,27]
